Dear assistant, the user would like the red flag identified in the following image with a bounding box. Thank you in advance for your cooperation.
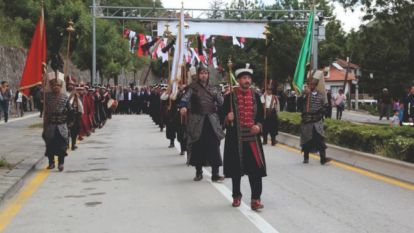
[240,37,246,49]
[137,34,147,57]
[19,7,46,96]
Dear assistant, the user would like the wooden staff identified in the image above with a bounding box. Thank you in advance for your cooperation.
[227,57,234,126]
[263,24,271,118]
[64,20,75,81]
[42,63,47,126]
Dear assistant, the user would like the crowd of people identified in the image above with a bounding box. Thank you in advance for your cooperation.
[272,86,347,120]
[377,87,414,127]
[0,81,43,122]
[141,64,335,211]
[7,62,414,211]
[41,72,115,172]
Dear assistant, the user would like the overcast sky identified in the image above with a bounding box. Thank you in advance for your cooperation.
[160,0,365,33]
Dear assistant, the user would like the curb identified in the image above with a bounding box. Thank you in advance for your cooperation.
[277,132,414,184]
[0,113,38,125]
[0,156,45,209]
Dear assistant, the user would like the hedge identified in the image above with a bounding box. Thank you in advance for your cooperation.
[278,112,414,163]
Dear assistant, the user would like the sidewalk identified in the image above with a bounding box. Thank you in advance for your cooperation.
[0,115,45,207]
[332,109,389,125]
[0,111,40,125]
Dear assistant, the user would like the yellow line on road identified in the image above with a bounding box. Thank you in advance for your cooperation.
[0,169,50,232]
[276,144,414,191]
[0,139,81,232]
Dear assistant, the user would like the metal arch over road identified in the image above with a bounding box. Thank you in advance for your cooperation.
[93,5,323,23]
[90,1,324,85]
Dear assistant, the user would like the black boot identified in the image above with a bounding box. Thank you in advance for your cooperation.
[47,155,55,169]
[320,150,331,165]
[168,138,175,148]
[262,136,268,145]
[271,138,277,146]
[303,151,309,164]
[58,155,65,172]
[211,166,224,182]
[194,166,203,181]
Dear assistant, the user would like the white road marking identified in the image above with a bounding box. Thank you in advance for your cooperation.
[174,143,280,233]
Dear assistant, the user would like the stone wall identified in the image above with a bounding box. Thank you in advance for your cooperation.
[0,46,26,91]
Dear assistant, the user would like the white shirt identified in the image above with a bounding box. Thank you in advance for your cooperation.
[16,92,23,103]
[160,92,169,101]
[128,92,132,101]
[335,93,346,106]
[261,95,273,108]
[260,94,280,112]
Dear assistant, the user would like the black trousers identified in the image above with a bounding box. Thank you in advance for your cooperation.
[336,106,343,120]
[196,165,219,176]
[45,131,67,165]
[232,175,262,200]
[180,141,187,152]
[1,101,9,122]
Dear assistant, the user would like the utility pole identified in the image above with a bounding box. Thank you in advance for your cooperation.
[92,0,96,85]
[342,56,351,110]
[312,16,319,71]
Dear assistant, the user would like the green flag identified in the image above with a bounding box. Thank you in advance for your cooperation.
[230,72,237,86]
[292,11,314,94]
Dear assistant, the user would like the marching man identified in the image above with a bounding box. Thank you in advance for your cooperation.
[222,63,267,211]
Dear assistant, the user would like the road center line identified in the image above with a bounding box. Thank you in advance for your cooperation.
[174,144,280,233]
[0,139,80,232]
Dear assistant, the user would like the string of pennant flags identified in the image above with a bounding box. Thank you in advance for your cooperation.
[123,27,246,70]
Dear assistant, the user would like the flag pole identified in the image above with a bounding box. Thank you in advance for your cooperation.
[64,20,75,82]
[263,24,271,118]
[227,57,234,126]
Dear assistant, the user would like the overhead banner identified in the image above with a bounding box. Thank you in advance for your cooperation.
[157,21,266,39]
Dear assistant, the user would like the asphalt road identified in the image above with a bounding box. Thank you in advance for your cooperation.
[1,115,413,233]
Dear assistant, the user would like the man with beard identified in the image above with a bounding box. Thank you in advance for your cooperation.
[160,88,175,148]
[175,85,187,155]
[180,65,225,182]
[43,74,73,172]
[222,63,266,211]
[405,85,414,125]
[67,77,84,150]
[300,70,332,165]
[79,85,92,140]
[261,86,280,146]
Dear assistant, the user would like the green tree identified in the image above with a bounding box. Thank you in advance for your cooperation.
[339,0,414,97]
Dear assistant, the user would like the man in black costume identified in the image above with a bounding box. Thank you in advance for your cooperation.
[222,63,266,211]
[179,65,225,182]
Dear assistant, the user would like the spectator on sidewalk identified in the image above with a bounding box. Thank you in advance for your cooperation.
[398,102,404,126]
[15,90,24,117]
[393,99,400,112]
[405,85,414,125]
[325,90,333,119]
[390,110,400,127]
[0,81,12,122]
[379,88,392,120]
[334,89,346,120]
